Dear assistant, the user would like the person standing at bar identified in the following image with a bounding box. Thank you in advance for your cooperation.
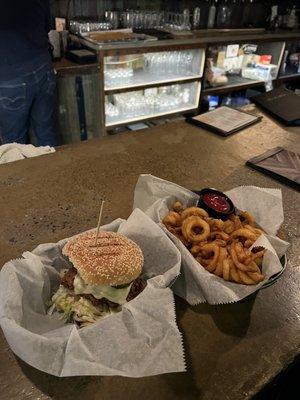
[0,1,58,146]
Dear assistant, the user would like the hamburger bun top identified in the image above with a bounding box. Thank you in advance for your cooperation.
[62,231,144,286]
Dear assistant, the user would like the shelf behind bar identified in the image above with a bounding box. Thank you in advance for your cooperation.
[277,73,300,82]
[203,78,266,95]
[106,103,198,127]
[105,76,201,94]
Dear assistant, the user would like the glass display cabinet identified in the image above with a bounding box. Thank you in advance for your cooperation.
[103,47,205,128]
[55,43,205,139]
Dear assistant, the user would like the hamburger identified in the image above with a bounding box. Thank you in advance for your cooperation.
[48,231,146,326]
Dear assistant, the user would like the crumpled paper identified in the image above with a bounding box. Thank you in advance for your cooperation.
[0,143,55,164]
[0,209,185,377]
[133,174,290,305]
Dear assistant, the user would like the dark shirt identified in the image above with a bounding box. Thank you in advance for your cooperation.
[0,1,52,81]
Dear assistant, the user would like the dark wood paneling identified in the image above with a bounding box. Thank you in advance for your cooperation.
[56,71,102,143]
[54,58,99,75]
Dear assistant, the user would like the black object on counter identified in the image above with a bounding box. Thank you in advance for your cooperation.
[251,87,300,126]
[132,29,173,40]
[65,49,97,64]
[195,188,235,219]
[246,147,300,191]
[187,106,262,137]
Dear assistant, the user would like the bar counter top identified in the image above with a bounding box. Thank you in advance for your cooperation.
[0,110,299,400]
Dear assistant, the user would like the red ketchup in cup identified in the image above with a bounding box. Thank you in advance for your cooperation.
[202,192,231,213]
[197,188,235,220]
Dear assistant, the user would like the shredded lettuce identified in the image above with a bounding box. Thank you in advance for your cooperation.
[48,286,118,326]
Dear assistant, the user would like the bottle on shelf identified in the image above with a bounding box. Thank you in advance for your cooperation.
[192,7,201,30]
[268,4,279,31]
[242,0,255,28]
[285,42,300,74]
[216,0,231,28]
[221,95,232,106]
[207,0,217,28]
[199,0,210,29]
[230,0,244,28]
[182,8,191,30]
[286,5,298,30]
[252,0,269,28]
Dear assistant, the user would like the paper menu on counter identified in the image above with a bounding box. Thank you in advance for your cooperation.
[188,106,262,136]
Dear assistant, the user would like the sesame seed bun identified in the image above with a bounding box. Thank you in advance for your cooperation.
[62,231,144,286]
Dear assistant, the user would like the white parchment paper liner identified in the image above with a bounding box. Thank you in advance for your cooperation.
[0,209,185,377]
[133,175,290,305]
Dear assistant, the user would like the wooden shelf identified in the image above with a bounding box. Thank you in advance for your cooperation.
[202,72,300,96]
[203,76,266,95]
[106,106,198,129]
[105,72,202,93]
[106,103,198,127]
[105,76,201,94]
[277,73,300,82]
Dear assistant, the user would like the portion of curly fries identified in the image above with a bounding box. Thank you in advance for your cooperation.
[163,202,266,285]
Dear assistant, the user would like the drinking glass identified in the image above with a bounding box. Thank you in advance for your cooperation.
[105,11,119,30]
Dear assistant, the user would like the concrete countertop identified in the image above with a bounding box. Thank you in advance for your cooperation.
[0,112,299,400]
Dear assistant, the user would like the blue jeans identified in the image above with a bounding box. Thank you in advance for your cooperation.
[0,63,58,147]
